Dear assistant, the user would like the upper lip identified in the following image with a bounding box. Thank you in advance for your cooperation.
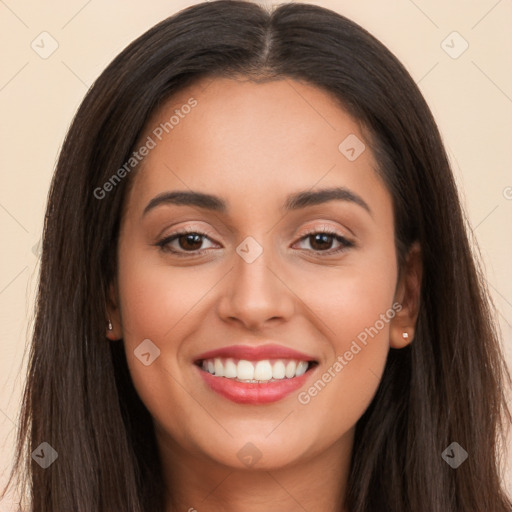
[194,343,317,363]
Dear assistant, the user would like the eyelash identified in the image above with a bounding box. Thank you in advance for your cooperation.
[154,226,355,257]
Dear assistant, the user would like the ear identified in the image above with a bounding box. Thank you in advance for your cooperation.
[389,241,422,348]
[105,280,122,341]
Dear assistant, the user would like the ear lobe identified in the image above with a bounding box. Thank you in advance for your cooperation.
[105,281,122,340]
[390,241,422,348]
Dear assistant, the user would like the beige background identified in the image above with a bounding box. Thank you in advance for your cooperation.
[1,0,511,508]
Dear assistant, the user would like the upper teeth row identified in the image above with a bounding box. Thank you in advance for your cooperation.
[201,358,309,382]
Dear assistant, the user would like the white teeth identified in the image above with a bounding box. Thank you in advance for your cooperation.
[200,358,312,382]
[214,358,224,377]
[254,360,273,380]
[237,360,254,380]
[295,361,308,377]
[285,360,297,378]
[224,358,237,378]
[272,360,286,379]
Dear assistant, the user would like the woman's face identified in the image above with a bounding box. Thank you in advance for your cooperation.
[108,76,416,471]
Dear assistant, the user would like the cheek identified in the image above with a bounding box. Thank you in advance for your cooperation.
[115,250,209,433]
[289,296,394,460]
[114,239,208,399]
[117,247,214,345]
[296,260,397,432]
[306,236,397,349]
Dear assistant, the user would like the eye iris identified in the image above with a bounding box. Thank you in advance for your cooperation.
[310,233,334,251]
[179,233,203,251]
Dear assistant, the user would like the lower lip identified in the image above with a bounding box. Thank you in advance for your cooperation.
[196,365,316,404]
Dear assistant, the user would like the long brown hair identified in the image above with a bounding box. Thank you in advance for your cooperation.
[3,1,511,510]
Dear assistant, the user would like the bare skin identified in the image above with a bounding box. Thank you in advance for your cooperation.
[106,76,422,512]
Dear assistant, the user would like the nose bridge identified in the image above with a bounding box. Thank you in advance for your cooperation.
[234,233,281,304]
[217,233,294,327]
[236,236,274,290]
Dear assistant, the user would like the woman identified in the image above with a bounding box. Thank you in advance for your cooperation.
[3,1,511,511]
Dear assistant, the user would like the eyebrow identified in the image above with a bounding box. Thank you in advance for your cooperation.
[142,186,372,218]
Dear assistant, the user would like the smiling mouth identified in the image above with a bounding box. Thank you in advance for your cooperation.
[195,357,318,383]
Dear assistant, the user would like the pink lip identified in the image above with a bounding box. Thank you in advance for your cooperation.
[194,343,317,363]
[196,365,317,404]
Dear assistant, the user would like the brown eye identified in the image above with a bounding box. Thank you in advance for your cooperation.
[295,229,355,255]
[308,233,336,251]
[176,233,204,251]
[156,230,217,256]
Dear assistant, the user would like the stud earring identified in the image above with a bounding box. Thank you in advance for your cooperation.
[402,332,409,339]
[107,319,113,331]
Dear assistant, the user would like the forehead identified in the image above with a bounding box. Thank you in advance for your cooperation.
[123,76,387,218]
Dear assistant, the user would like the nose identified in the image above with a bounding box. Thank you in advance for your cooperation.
[216,244,295,331]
